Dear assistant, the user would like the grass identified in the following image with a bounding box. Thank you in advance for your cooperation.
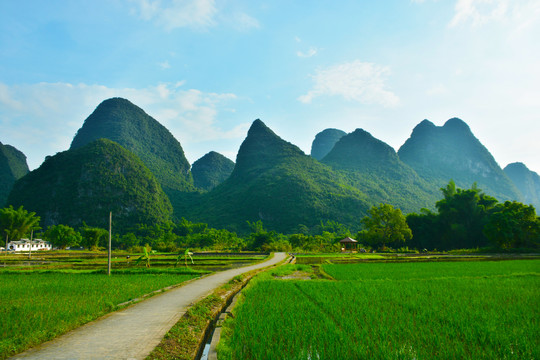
[323,259,540,281]
[218,260,540,359]
[0,271,200,359]
[0,250,269,358]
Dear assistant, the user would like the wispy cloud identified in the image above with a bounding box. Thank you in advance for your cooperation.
[130,0,218,30]
[298,60,400,107]
[450,0,509,27]
[297,47,317,58]
[228,12,260,31]
[129,0,261,32]
[0,82,246,169]
[448,0,540,28]
[158,60,171,69]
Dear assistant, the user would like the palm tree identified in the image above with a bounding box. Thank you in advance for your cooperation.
[0,206,40,255]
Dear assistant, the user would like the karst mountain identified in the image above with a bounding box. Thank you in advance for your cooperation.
[4,98,534,234]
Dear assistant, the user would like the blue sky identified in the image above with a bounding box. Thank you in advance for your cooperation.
[1,0,539,176]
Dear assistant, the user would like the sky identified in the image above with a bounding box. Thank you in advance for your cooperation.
[1,0,539,175]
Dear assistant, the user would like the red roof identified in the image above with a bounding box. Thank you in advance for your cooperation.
[339,237,358,243]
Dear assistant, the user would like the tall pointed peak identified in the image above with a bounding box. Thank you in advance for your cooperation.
[246,119,278,138]
[232,119,305,179]
[70,97,193,192]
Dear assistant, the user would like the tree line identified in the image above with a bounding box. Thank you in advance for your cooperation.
[1,181,538,252]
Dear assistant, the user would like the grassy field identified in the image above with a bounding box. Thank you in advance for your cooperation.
[0,251,268,359]
[0,270,201,359]
[218,260,539,359]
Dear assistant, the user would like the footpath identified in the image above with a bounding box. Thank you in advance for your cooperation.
[12,252,288,360]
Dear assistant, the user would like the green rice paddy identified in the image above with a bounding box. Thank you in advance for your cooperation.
[218,260,540,359]
[0,251,267,359]
[0,271,199,359]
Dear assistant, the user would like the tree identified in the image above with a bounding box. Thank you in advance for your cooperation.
[80,225,108,250]
[45,224,82,249]
[484,201,540,249]
[247,220,277,250]
[0,206,40,253]
[435,181,497,249]
[406,209,439,250]
[360,203,412,249]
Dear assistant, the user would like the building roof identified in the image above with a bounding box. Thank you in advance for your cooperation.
[339,237,358,243]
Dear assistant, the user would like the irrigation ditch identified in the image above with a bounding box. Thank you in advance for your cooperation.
[146,253,295,360]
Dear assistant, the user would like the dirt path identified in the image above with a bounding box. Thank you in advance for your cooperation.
[11,252,288,360]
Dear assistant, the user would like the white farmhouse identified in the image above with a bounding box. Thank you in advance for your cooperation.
[6,239,52,252]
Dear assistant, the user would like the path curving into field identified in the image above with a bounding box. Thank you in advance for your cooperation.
[11,252,288,360]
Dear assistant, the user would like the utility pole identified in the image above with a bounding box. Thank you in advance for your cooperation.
[108,211,112,276]
[28,230,33,259]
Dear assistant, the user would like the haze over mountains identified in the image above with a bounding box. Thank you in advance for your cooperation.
[3,97,538,233]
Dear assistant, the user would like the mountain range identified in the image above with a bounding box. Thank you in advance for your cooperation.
[3,97,538,233]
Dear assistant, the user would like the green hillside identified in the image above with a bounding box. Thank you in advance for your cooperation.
[398,118,521,201]
[70,97,194,195]
[504,162,540,209]
[322,128,439,212]
[180,120,371,233]
[0,142,29,206]
[191,151,235,191]
[8,139,172,232]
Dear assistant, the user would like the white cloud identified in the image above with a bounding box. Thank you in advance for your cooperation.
[298,60,400,107]
[297,47,317,58]
[450,0,508,27]
[0,82,246,169]
[130,0,218,30]
[229,12,260,31]
[449,0,540,28]
[426,84,449,96]
[158,60,171,69]
[129,0,261,32]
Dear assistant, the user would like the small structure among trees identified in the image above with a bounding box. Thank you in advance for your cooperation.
[7,239,51,252]
[339,237,358,252]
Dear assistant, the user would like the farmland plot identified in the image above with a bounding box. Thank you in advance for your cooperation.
[0,271,199,359]
[218,260,539,359]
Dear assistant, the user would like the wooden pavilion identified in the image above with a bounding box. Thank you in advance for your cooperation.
[339,237,358,253]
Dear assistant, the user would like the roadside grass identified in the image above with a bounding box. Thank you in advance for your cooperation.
[0,271,200,359]
[218,260,539,359]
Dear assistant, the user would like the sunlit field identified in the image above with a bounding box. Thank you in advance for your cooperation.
[0,270,200,359]
[219,260,539,359]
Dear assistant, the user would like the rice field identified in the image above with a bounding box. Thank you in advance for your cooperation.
[218,260,540,359]
[0,270,199,359]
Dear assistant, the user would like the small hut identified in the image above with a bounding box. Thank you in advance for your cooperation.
[339,237,358,253]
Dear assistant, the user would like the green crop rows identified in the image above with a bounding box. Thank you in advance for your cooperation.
[0,271,198,359]
[219,260,539,359]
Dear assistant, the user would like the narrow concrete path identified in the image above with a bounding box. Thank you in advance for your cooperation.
[12,253,287,360]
